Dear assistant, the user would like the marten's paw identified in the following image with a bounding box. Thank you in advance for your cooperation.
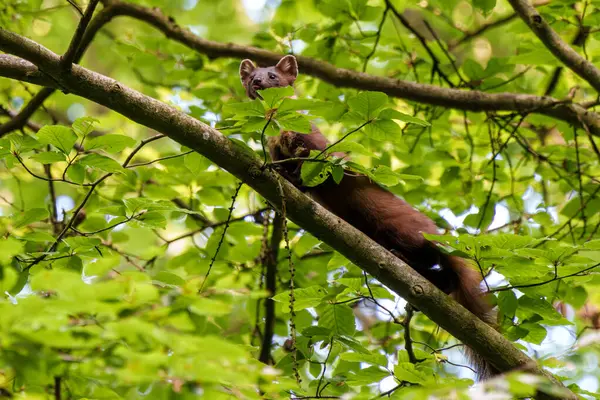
[279,131,310,159]
[267,133,307,161]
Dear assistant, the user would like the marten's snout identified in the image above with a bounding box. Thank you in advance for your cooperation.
[252,77,262,89]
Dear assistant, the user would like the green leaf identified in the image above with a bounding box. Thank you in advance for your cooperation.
[135,211,167,228]
[394,362,429,384]
[368,165,423,186]
[346,366,390,385]
[123,198,204,216]
[279,98,326,114]
[340,351,387,366]
[37,125,77,154]
[14,208,49,228]
[0,237,24,264]
[28,151,66,164]
[301,158,332,187]
[272,285,328,311]
[462,59,486,81]
[336,335,371,354]
[472,0,497,15]
[8,133,38,153]
[332,165,344,184]
[348,91,388,119]
[0,265,18,293]
[64,236,101,251]
[517,296,571,326]
[67,162,86,183]
[363,119,403,142]
[189,298,232,316]
[184,152,210,174]
[22,231,55,243]
[498,290,518,317]
[520,322,547,345]
[563,286,587,308]
[278,115,312,133]
[332,141,375,157]
[508,50,562,66]
[303,325,332,335]
[379,108,430,126]
[222,100,265,118]
[87,134,136,153]
[260,86,295,108]
[72,116,99,137]
[318,304,355,336]
[78,153,123,173]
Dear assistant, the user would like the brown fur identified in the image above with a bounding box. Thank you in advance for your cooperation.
[240,56,498,380]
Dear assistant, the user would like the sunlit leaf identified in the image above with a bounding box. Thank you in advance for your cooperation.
[37,125,77,154]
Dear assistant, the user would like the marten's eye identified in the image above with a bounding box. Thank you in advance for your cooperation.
[268,73,277,80]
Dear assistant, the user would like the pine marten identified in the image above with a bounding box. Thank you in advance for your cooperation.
[239,55,497,379]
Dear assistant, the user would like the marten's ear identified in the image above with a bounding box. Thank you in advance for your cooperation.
[275,55,298,82]
[239,59,256,83]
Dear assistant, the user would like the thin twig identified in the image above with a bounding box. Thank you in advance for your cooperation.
[385,0,454,87]
[126,150,193,168]
[316,338,334,397]
[70,212,143,235]
[44,145,60,235]
[450,13,518,50]
[61,0,101,70]
[316,120,372,158]
[362,6,389,72]
[66,0,84,16]
[492,262,600,292]
[199,181,244,292]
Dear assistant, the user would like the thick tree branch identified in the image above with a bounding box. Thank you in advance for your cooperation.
[83,0,598,136]
[508,0,600,93]
[0,29,578,399]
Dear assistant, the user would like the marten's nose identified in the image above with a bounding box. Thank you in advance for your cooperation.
[252,78,262,85]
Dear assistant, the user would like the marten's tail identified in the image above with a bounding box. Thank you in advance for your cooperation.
[446,255,499,380]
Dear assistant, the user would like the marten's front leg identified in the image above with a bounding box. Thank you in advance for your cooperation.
[267,134,307,189]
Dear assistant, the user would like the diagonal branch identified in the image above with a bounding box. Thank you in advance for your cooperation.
[61,0,101,70]
[0,87,54,137]
[507,0,600,93]
[0,29,578,399]
[450,13,518,50]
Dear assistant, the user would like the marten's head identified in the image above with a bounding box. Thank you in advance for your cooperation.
[239,55,298,99]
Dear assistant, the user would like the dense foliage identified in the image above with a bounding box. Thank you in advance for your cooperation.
[1,0,600,398]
